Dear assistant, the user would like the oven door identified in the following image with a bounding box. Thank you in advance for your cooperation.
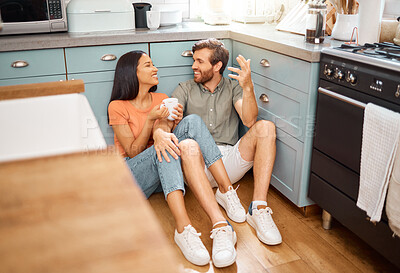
[314,80,400,172]
[313,81,367,173]
[0,0,48,22]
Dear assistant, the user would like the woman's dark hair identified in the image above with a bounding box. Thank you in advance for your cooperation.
[107,50,157,122]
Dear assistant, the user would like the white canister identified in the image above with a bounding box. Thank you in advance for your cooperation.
[358,0,386,44]
[332,14,359,41]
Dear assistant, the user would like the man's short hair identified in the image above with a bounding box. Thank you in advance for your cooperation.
[192,38,229,75]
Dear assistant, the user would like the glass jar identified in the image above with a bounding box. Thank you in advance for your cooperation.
[305,1,327,44]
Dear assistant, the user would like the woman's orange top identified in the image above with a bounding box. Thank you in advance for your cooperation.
[108,92,168,157]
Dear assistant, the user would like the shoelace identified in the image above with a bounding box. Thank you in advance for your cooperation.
[183,225,203,251]
[210,225,232,251]
[225,185,241,211]
[254,207,275,230]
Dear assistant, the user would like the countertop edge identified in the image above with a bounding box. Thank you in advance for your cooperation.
[0,23,341,62]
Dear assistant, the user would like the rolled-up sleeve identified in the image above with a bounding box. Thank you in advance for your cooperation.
[172,83,188,112]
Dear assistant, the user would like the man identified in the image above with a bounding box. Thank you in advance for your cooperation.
[171,38,282,246]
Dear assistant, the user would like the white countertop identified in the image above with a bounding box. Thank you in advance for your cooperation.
[0,21,343,62]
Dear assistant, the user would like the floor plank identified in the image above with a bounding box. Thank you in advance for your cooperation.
[148,172,400,273]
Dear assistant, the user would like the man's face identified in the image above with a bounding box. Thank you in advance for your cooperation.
[192,48,216,84]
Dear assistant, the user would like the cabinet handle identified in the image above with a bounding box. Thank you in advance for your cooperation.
[100,54,117,61]
[181,50,193,57]
[259,94,269,103]
[11,60,29,68]
[260,59,270,67]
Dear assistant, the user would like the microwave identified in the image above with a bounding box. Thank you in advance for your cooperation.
[0,0,67,35]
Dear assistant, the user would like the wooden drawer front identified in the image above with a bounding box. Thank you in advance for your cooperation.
[65,43,147,74]
[252,72,308,141]
[0,49,65,80]
[232,41,310,93]
[150,39,232,68]
[270,127,303,205]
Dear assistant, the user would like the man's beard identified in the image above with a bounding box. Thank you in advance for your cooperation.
[194,67,214,84]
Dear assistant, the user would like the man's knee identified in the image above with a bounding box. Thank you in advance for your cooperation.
[179,139,201,158]
[253,120,276,140]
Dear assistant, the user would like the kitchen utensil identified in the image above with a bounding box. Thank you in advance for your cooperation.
[146,10,160,30]
[305,1,327,44]
[332,13,359,41]
[133,2,152,28]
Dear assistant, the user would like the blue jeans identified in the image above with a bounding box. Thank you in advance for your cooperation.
[125,114,222,199]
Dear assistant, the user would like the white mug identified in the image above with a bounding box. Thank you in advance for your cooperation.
[161,98,178,120]
[146,11,161,30]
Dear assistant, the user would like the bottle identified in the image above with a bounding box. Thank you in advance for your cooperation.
[305,1,327,44]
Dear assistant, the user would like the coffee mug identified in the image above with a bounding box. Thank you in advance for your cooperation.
[146,11,161,30]
[161,98,178,120]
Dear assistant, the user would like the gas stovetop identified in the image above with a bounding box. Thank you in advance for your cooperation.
[322,42,400,73]
[320,42,400,105]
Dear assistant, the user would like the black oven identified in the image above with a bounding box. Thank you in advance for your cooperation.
[309,44,400,268]
[0,0,67,35]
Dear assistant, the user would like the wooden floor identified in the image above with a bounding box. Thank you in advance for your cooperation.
[148,172,399,273]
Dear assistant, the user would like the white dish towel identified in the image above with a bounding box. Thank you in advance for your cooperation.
[386,143,400,236]
[357,103,400,222]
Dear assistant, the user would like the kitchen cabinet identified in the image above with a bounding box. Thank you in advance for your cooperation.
[65,43,148,145]
[0,48,66,86]
[149,40,232,96]
[233,41,320,207]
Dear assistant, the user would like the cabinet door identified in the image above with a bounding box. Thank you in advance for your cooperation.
[69,71,115,145]
[66,43,149,145]
[271,127,304,206]
[65,44,148,74]
[252,72,308,142]
[0,48,66,85]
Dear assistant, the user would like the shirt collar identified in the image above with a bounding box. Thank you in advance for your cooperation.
[199,77,225,94]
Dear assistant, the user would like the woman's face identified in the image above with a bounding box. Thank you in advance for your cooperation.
[136,54,158,88]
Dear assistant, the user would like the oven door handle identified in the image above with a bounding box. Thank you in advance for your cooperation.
[318,87,367,109]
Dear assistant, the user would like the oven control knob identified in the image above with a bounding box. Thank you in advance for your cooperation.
[336,70,344,80]
[324,68,333,77]
[349,74,357,85]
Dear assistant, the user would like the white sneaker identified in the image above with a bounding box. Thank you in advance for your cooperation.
[246,207,282,245]
[174,225,210,266]
[215,185,246,223]
[210,224,237,268]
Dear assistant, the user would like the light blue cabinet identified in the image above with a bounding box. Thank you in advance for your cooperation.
[150,39,232,96]
[0,48,66,86]
[233,41,319,207]
[65,43,148,145]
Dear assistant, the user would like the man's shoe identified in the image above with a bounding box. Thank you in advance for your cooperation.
[210,224,237,268]
[174,225,210,266]
[246,207,282,245]
[215,185,246,223]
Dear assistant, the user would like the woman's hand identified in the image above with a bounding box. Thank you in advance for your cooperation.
[153,128,180,162]
[172,103,184,125]
[148,104,169,121]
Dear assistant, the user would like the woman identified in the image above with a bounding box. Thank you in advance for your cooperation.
[107,51,242,268]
